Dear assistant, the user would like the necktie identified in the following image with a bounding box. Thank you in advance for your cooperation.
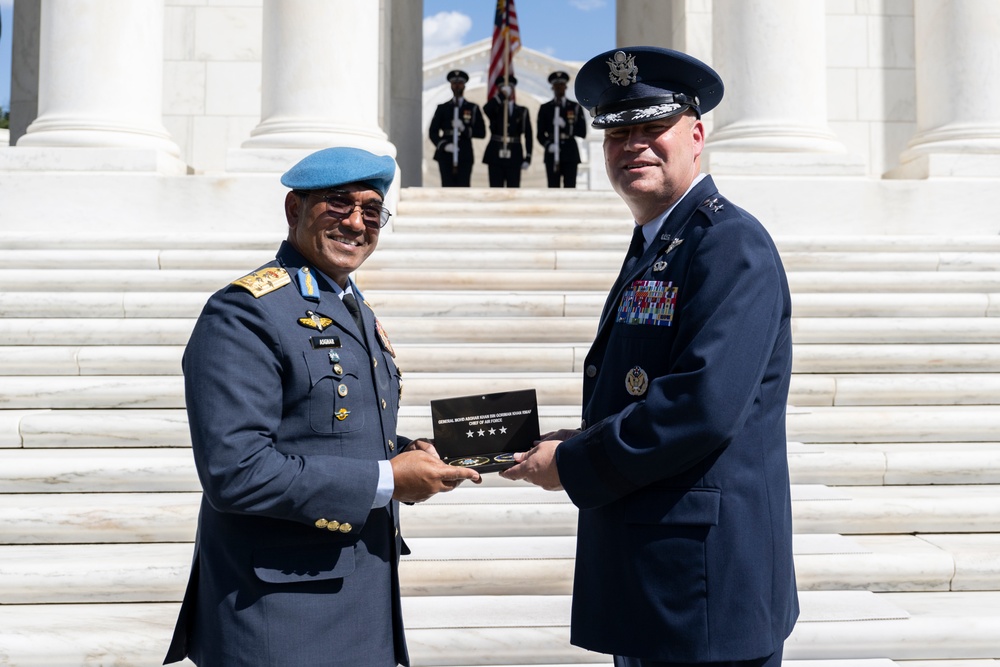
[342,292,365,336]
[622,224,646,275]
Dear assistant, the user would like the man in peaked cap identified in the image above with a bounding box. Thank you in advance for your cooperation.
[165,146,481,667]
[503,47,798,666]
[428,70,487,187]
[537,71,588,188]
[482,75,533,187]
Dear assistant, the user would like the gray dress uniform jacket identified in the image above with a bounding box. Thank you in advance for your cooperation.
[165,241,410,667]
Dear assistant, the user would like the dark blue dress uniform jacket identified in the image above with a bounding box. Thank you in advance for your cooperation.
[556,176,799,662]
[164,242,410,667]
[428,98,486,167]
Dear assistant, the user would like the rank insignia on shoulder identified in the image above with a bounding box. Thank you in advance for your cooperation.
[625,366,649,397]
[232,267,291,297]
[702,197,724,213]
[298,310,333,331]
[375,318,396,358]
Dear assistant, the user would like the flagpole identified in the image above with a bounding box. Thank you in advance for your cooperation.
[501,10,510,160]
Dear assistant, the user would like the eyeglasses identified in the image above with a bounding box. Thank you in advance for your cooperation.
[295,190,392,228]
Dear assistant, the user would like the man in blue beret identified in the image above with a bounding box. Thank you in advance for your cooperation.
[503,47,799,667]
[428,70,487,187]
[164,146,482,667]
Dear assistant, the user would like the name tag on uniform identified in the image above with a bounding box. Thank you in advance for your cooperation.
[310,335,342,349]
[616,280,678,327]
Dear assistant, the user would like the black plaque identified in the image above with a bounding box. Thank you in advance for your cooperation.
[430,389,540,473]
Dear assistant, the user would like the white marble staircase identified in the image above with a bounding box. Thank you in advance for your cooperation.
[1,186,1000,666]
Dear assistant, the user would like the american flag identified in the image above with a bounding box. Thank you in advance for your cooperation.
[487,0,521,99]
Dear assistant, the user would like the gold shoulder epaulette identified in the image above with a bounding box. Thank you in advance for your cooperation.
[231,267,291,298]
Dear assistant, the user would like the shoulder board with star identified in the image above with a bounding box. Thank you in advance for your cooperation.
[231,267,291,298]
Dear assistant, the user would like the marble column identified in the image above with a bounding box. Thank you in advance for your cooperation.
[704,0,863,176]
[892,0,1000,178]
[227,0,397,175]
[7,0,184,173]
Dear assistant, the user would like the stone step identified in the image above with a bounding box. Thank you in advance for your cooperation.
[7,342,1000,376]
[3,485,1000,544]
[5,442,999,494]
[4,316,1000,347]
[788,442,1000,486]
[2,372,1000,409]
[1,534,996,605]
[4,267,1000,293]
[0,592,997,665]
[4,290,1000,320]
[3,405,998,451]
[4,247,999,273]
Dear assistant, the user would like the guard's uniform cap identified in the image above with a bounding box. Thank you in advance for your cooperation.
[575,46,723,129]
[280,147,396,198]
[495,75,518,87]
[548,71,570,85]
[447,69,470,83]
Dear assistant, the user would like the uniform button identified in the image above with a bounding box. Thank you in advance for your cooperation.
[395,527,399,537]
[326,520,341,532]
[373,357,378,368]
[333,363,344,375]
[339,522,352,533]
[315,518,328,529]
[585,365,597,378]
[337,384,348,397]
[381,398,387,409]
[580,419,588,429]
[388,439,395,451]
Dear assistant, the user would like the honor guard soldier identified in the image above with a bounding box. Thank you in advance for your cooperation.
[482,75,533,188]
[537,71,588,188]
[164,147,481,667]
[428,69,486,187]
[503,47,799,667]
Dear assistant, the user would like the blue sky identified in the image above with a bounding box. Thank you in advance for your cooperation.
[0,1,615,113]
[423,0,615,61]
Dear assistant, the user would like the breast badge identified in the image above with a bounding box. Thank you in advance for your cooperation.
[298,310,333,331]
[625,366,649,397]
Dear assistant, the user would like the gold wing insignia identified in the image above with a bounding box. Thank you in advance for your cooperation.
[232,267,291,298]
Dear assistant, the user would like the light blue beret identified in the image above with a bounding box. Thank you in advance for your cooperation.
[280,147,396,197]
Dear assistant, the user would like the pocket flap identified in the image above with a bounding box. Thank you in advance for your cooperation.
[253,543,355,584]
[625,487,720,526]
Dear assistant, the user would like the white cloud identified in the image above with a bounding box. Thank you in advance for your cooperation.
[569,0,607,11]
[423,11,473,60]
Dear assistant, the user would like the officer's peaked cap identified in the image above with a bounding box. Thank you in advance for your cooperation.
[280,147,396,198]
[575,46,723,129]
[548,71,570,84]
[447,69,470,83]
[495,75,518,87]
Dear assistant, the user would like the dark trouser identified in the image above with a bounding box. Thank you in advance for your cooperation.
[614,646,784,667]
[545,160,578,188]
[488,162,521,188]
[438,160,472,187]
